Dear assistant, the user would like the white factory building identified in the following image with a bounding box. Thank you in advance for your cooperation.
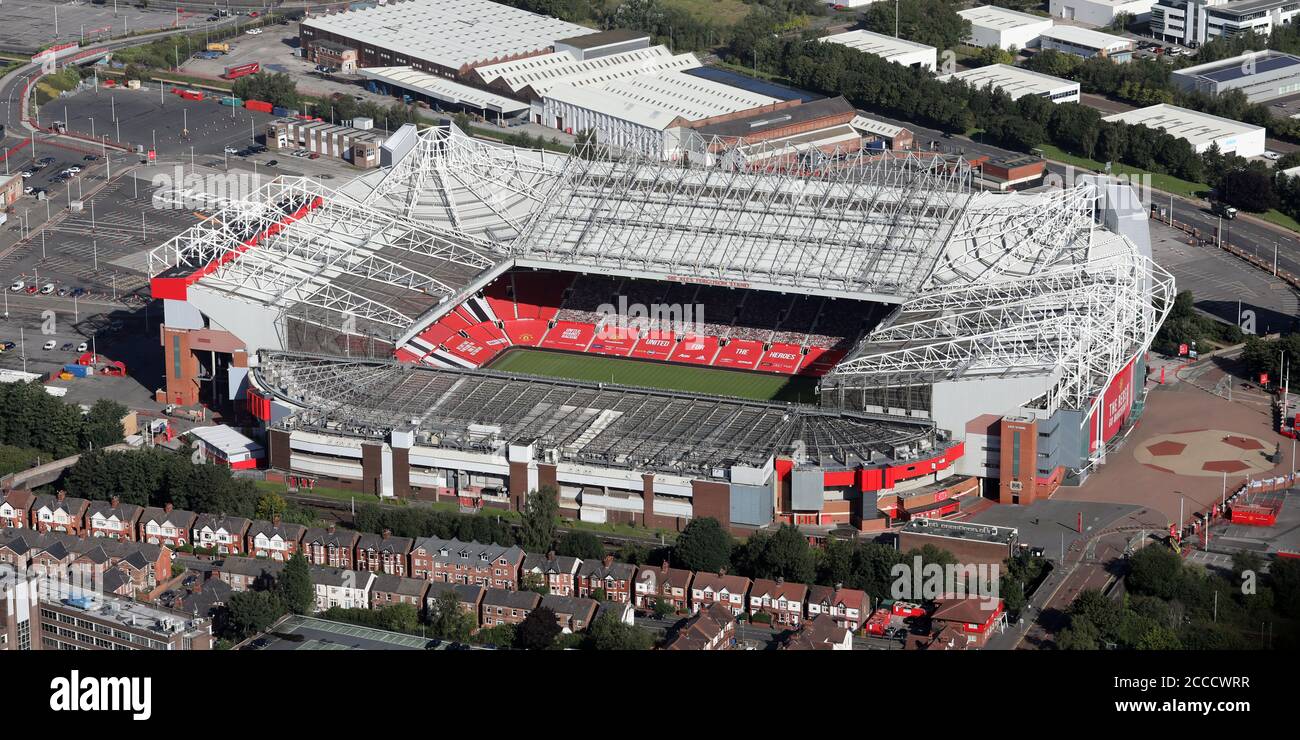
[820,29,938,71]
[958,6,1054,50]
[1171,51,1300,103]
[1039,25,1136,62]
[1102,104,1266,157]
[1049,0,1157,26]
[1151,0,1300,48]
[541,71,781,158]
[939,64,1081,103]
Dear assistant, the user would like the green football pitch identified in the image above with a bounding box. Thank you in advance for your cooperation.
[487,348,819,403]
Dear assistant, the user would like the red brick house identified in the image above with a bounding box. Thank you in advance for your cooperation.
[32,491,90,535]
[748,577,809,627]
[539,594,599,633]
[246,516,306,561]
[780,613,853,650]
[690,570,751,616]
[139,503,198,548]
[410,537,524,589]
[920,596,1006,649]
[192,513,251,555]
[425,582,485,626]
[85,497,143,541]
[370,574,430,609]
[663,602,737,650]
[576,555,636,603]
[0,490,35,529]
[480,588,541,628]
[355,530,413,576]
[302,524,359,569]
[634,561,693,613]
[522,551,581,595]
[806,584,869,631]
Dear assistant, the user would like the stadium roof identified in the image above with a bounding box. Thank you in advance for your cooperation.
[160,124,1171,423]
[819,29,937,62]
[938,64,1079,100]
[300,0,594,72]
[1100,104,1264,149]
[255,352,940,474]
[1039,25,1133,52]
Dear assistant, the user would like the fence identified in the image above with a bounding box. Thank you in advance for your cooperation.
[1155,210,1300,291]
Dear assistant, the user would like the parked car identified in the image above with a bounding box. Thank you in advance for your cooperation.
[24,285,37,294]
[2,341,14,351]
[76,341,88,353]
[42,340,56,351]
[56,288,67,297]
[59,342,72,351]
[84,154,100,161]
[1263,151,1281,161]
[23,186,33,195]
[20,170,33,179]
[67,166,81,174]
[69,287,86,298]
[265,159,278,167]
[224,146,239,154]
[9,281,24,292]
[38,157,55,165]
[40,283,55,295]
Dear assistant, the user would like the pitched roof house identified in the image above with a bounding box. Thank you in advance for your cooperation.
[663,602,737,650]
[633,561,693,613]
[690,570,751,616]
[355,529,414,577]
[0,490,36,529]
[192,513,251,555]
[302,524,360,569]
[139,503,198,547]
[539,594,599,633]
[806,584,870,631]
[522,551,581,595]
[85,497,143,541]
[246,517,306,560]
[32,491,90,535]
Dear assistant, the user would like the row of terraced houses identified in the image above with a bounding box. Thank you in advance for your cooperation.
[0,489,871,631]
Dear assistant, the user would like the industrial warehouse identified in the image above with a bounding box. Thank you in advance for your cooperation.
[148,119,1173,535]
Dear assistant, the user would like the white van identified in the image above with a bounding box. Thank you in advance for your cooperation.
[40,283,55,295]
[9,281,23,292]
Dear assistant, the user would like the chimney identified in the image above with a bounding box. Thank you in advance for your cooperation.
[327,523,336,535]
[603,554,613,568]
[776,576,784,586]
[718,567,727,577]
[382,528,391,539]
[659,561,669,575]
[110,495,120,509]
[835,582,843,590]
[57,490,66,502]
[272,514,281,528]
[547,550,556,562]
[164,502,173,514]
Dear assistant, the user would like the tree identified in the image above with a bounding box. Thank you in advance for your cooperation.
[376,603,421,634]
[224,590,284,640]
[231,71,300,109]
[424,588,476,641]
[521,485,559,551]
[861,0,970,50]
[255,491,289,522]
[521,572,549,595]
[732,524,815,583]
[80,399,127,449]
[276,553,315,615]
[556,530,605,560]
[1127,546,1183,600]
[651,597,675,619]
[515,606,562,650]
[1219,167,1277,212]
[671,517,732,573]
[586,610,654,650]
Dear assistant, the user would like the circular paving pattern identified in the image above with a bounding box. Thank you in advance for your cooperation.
[1133,429,1276,477]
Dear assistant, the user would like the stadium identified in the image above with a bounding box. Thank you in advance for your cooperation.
[149,124,1174,534]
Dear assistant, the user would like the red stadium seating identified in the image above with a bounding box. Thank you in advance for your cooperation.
[502,319,549,347]
[669,335,720,366]
[714,339,765,370]
[630,331,676,361]
[542,321,597,352]
[756,343,804,374]
[589,325,639,357]
[396,271,866,378]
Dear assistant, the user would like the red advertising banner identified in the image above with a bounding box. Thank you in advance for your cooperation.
[1090,357,1136,450]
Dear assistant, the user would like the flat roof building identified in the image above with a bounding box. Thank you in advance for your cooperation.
[1039,25,1135,62]
[1049,0,1157,26]
[897,518,1019,567]
[1102,103,1266,156]
[1152,0,1300,49]
[820,29,938,71]
[939,64,1081,103]
[1172,51,1300,104]
[299,0,596,77]
[958,6,1054,50]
